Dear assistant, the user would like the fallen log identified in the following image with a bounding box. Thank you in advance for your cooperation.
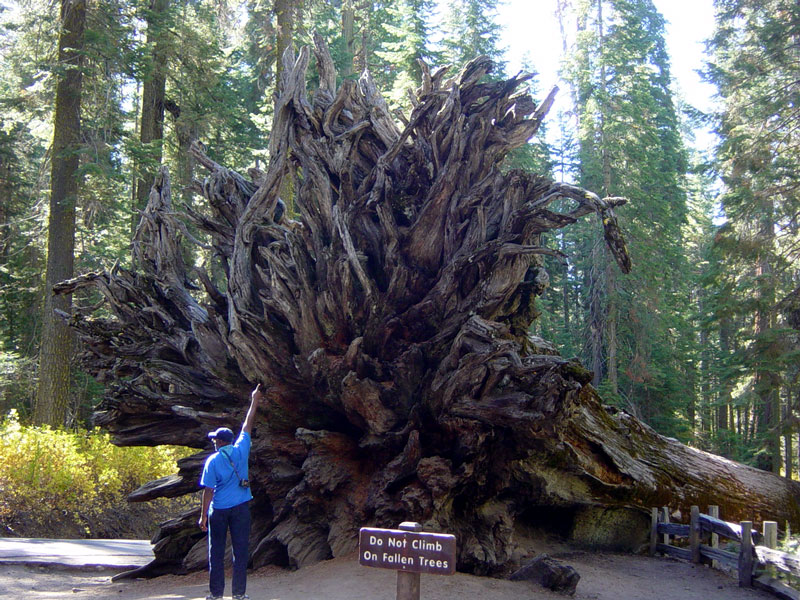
[55,37,800,577]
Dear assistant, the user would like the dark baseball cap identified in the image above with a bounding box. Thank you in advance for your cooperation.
[208,427,234,443]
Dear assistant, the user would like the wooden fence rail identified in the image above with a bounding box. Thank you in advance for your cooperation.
[650,506,800,600]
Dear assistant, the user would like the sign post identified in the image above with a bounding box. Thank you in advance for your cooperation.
[396,522,421,600]
[359,521,457,600]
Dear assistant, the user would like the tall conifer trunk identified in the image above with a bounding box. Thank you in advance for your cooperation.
[134,0,169,233]
[605,261,618,393]
[718,317,734,453]
[34,0,86,426]
[0,147,14,344]
[784,399,793,478]
[274,0,296,211]
[588,237,605,387]
[754,201,780,473]
[596,0,619,396]
[341,0,355,79]
[560,234,571,337]
[698,296,711,439]
[357,1,373,73]
[274,0,294,86]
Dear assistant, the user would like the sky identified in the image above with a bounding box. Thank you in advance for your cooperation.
[495,0,718,148]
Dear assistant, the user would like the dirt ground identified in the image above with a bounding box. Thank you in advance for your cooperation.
[0,551,777,600]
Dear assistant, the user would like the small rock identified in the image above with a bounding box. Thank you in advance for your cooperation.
[509,554,580,596]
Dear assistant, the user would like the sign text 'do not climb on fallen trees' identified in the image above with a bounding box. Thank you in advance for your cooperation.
[359,526,457,575]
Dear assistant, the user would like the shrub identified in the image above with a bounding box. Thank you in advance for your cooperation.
[0,410,194,538]
[0,352,37,420]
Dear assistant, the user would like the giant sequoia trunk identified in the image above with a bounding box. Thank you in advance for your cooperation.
[56,39,800,578]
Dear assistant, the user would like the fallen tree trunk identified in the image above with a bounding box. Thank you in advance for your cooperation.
[55,38,800,577]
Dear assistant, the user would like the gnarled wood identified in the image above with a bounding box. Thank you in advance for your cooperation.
[55,39,800,579]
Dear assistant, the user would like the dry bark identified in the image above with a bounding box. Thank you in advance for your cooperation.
[55,39,800,578]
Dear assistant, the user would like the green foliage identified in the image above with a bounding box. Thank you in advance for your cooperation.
[557,0,693,437]
[440,0,506,74]
[502,64,553,176]
[0,120,44,354]
[702,0,800,469]
[375,0,437,108]
[165,1,262,171]
[0,410,193,537]
[0,352,37,419]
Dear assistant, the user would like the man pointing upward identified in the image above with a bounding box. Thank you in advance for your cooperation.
[199,384,263,600]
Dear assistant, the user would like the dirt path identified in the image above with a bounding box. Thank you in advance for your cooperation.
[0,552,777,600]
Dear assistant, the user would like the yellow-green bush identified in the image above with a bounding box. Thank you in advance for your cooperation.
[0,409,194,538]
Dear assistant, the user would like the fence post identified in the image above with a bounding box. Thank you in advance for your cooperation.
[661,506,670,546]
[708,505,719,569]
[690,506,701,564]
[650,508,658,556]
[763,521,778,549]
[738,521,753,587]
[763,521,778,580]
[397,522,422,600]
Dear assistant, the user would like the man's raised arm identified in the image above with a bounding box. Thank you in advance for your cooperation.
[242,384,263,434]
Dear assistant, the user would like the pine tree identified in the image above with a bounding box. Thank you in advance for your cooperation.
[79,0,137,266]
[561,0,692,437]
[377,0,433,105]
[441,0,505,74]
[0,5,53,364]
[705,0,800,473]
[0,123,43,359]
[375,0,436,108]
[133,0,170,233]
[165,1,261,197]
[35,0,87,426]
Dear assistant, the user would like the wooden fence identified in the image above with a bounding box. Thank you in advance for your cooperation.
[650,506,800,600]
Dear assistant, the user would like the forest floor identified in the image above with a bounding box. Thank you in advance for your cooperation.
[0,550,777,600]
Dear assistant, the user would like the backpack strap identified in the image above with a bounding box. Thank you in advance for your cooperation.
[218,445,243,483]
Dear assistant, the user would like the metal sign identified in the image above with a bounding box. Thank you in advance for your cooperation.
[359,526,457,575]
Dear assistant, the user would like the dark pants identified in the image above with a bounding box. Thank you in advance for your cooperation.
[208,501,251,597]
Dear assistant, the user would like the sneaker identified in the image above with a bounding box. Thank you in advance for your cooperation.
[205,595,222,600]
[232,595,250,600]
